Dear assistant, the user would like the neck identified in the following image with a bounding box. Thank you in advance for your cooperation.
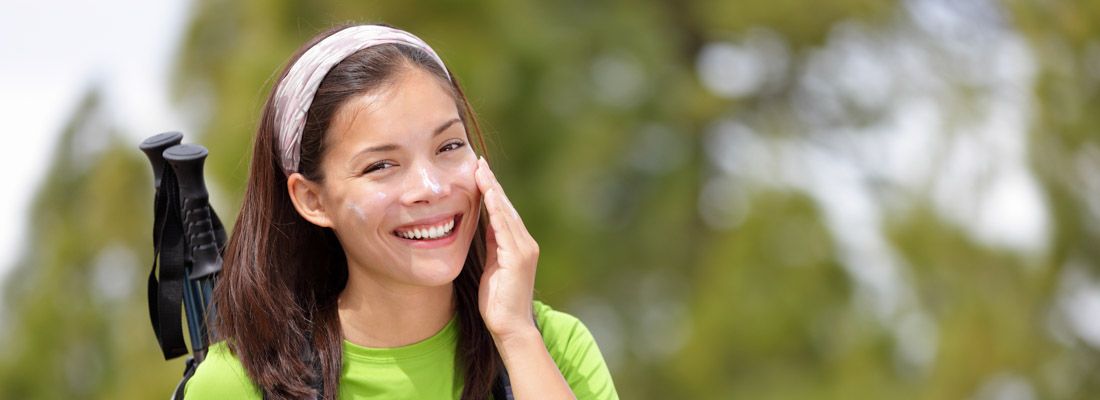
[337,268,456,348]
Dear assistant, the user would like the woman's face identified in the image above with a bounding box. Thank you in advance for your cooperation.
[308,66,481,288]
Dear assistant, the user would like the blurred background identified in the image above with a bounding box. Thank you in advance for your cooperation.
[1,0,1099,398]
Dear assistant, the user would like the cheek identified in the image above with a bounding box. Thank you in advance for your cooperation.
[448,157,478,192]
[344,190,393,224]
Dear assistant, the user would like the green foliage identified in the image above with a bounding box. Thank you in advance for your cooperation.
[2,0,1099,399]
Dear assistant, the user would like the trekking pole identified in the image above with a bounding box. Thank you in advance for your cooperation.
[140,132,195,359]
[140,132,226,399]
[164,143,223,362]
[139,132,182,192]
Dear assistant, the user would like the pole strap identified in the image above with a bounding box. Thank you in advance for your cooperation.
[148,167,189,359]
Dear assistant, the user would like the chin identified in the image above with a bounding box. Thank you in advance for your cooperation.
[405,257,466,286]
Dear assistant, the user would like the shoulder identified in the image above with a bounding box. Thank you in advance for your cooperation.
[532,300,591,351]
[183,341,262,399]
[532,300,620,400]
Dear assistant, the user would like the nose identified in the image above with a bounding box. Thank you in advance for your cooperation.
[399,162,452,205]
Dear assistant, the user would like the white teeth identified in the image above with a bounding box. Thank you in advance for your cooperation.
[397,217,456,240]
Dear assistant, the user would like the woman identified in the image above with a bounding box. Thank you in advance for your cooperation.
[182,23,618,399]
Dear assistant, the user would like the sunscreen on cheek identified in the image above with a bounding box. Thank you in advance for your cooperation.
[347,202,368,222]
[346,192,390,223]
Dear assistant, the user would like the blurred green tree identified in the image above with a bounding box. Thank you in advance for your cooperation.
[2,1,1099,399]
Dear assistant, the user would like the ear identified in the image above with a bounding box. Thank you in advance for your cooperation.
[287,172,334,228]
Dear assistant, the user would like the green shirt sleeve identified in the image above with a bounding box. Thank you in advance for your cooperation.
[534,301,620,400]
[183,341,262,399]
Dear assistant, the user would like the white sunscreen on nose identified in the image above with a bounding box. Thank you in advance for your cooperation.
[419,167,442,194]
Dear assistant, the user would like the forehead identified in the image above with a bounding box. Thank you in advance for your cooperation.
[328,67,460,149]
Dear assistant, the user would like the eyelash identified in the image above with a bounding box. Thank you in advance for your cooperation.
[440,140,466,153]
[363,140,467,174]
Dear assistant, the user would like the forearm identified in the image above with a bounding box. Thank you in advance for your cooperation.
[493,327,576,400]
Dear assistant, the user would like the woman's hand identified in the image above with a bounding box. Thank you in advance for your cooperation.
[474,156,540,341]
[474,157,577,399]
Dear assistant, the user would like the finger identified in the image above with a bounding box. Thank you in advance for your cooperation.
[482,212,498,269]
[474,156,495,195]
[477,157,530,249]
[486,187,519,254]
[495,185,533,242]
[477,158,518,252]
[477,160,516,241]
[496,190,534,248]
[476,157,521,220]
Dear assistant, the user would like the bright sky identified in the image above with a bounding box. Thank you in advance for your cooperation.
[0,0,192,285]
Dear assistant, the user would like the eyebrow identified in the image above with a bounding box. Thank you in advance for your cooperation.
[350,117,463,159]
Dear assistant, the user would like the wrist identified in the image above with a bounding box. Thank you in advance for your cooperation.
[484,308,536,341]
[491,324,542,357]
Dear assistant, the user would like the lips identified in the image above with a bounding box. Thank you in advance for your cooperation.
[392,213,462,236]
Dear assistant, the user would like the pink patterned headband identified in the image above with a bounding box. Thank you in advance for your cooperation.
[273,25,451,175]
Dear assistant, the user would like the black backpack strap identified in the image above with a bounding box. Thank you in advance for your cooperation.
[491,367,515,400]
[171,356,199,400]
[147,167,189,359]
[310,337,325,399]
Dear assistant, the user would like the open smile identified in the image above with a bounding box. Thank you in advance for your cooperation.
[392,213,463,248]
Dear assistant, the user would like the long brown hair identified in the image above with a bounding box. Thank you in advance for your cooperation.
[212,24,499,399]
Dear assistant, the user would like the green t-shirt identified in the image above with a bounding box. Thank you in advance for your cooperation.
[184,301,618,399]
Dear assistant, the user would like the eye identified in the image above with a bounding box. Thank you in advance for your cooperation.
[363,161,396,174]
[439,140,466,153]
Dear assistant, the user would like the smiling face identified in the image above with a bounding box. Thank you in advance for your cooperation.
[290,65,482,288]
